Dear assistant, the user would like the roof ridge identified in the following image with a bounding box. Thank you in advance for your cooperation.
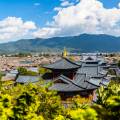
[62,57,81,67]
[86,78,101,87]
[59,74,87,89]
[43,57,80,70]
[42,58,62,67]
[53,74,72,84]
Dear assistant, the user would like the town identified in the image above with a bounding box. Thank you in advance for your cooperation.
[0,50,120,119]
[0,49,120,99]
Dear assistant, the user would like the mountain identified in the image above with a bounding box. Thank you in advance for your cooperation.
[0,34,120,53]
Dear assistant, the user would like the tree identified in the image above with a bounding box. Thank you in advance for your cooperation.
[0,83,64,120]
[18,67,38,76]
[38,67,51,75]
[0,77,120,120]
[0,72,3,89]
[18,67,27,75]
[117,60,120,68]
[94,83,120,120]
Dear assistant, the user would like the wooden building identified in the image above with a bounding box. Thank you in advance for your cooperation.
[43,56,109,100]
[43,57,80,79]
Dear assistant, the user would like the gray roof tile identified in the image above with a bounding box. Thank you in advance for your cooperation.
[16,75,40,83]
[43,57,80,70]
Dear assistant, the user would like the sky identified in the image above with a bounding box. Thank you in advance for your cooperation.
[0,0,120,43]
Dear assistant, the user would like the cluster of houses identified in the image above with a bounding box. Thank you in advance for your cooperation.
[1,51,119,100]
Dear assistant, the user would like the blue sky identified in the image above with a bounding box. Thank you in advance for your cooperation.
[99,0,120,8]
[0,0,62,27]
[0,0,119,27]
[0,0,120,42]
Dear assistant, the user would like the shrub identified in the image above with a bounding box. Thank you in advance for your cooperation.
[0,83,64,120]
[18,67,38,76]
[39,67,51,75]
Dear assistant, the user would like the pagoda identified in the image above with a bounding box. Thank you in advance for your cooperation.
[42,51,109,100]
[43,48,80,79]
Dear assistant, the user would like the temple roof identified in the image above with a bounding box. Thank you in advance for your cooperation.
[77,59,108,77]
[49,74,100,92]
[43,57,80,70]
[77,65,99,77]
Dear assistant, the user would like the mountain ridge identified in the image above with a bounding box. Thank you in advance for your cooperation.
[0,34,120,53]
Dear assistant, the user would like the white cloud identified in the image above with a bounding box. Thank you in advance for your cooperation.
[60,0,66,2]
[118,2,120,8]
[33,28,61,38]
[76,0,80,2]
[54,7,62,11]
[33,0,120,38]
[61,1,74,7]
[0,17,36,42]
[34,3,40,6]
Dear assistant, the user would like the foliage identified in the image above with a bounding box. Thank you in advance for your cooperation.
[26,70,38,76]
[18,67,38,76]
[107,69,116,75]
[14,53,32,57]
[67,95,92,109]
[66,108,98,120]
[69,56,75,61]
[0,94,14,120]
[95,83,120,120]
[0,79,120,120]
[0,83,64,120]
[39,67,51,75]
[110,76,120,84]
[0,72,4,89]
[18,67,27,74]
[117,60,120,68]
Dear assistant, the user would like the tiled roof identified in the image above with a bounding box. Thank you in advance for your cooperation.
[43,57,80,70]
[16,75,40,83]
[49,74,99,92]
[77,65,99,77]
[77,60,107,77]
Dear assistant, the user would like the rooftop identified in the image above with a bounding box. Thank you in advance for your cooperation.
[49,74,101,92]
[43,57,80,70]
[16,75,40,84]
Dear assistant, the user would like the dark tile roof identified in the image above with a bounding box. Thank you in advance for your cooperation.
[77,61,107,77]
[53,75,72,84]
[80,60,99,64]
[99,70,108,75]
[43,57,80,70]
[87,78,102,87]
[100,78,110,86]
[85,56,94,60]
[77,65,99,77]
[114,68,120,76]
[49,74,99,92]
[73,74,99,89]
[16,75,40,83]
[45,56,109,92]
[49,83,84,92]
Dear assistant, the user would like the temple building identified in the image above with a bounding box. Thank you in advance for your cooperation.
[43,57,80,79]
[42,51,109,100]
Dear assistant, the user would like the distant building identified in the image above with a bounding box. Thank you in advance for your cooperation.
[16,75,40,84]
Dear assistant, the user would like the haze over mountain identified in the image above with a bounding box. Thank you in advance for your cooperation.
[0,34,120,54]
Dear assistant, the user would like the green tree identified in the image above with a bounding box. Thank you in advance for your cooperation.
[39,67,51,75]
[18,67,27,75]
[94,83,120,120]
[117,60,120,68]
[0,83,64,120]
[18,67,38,76]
